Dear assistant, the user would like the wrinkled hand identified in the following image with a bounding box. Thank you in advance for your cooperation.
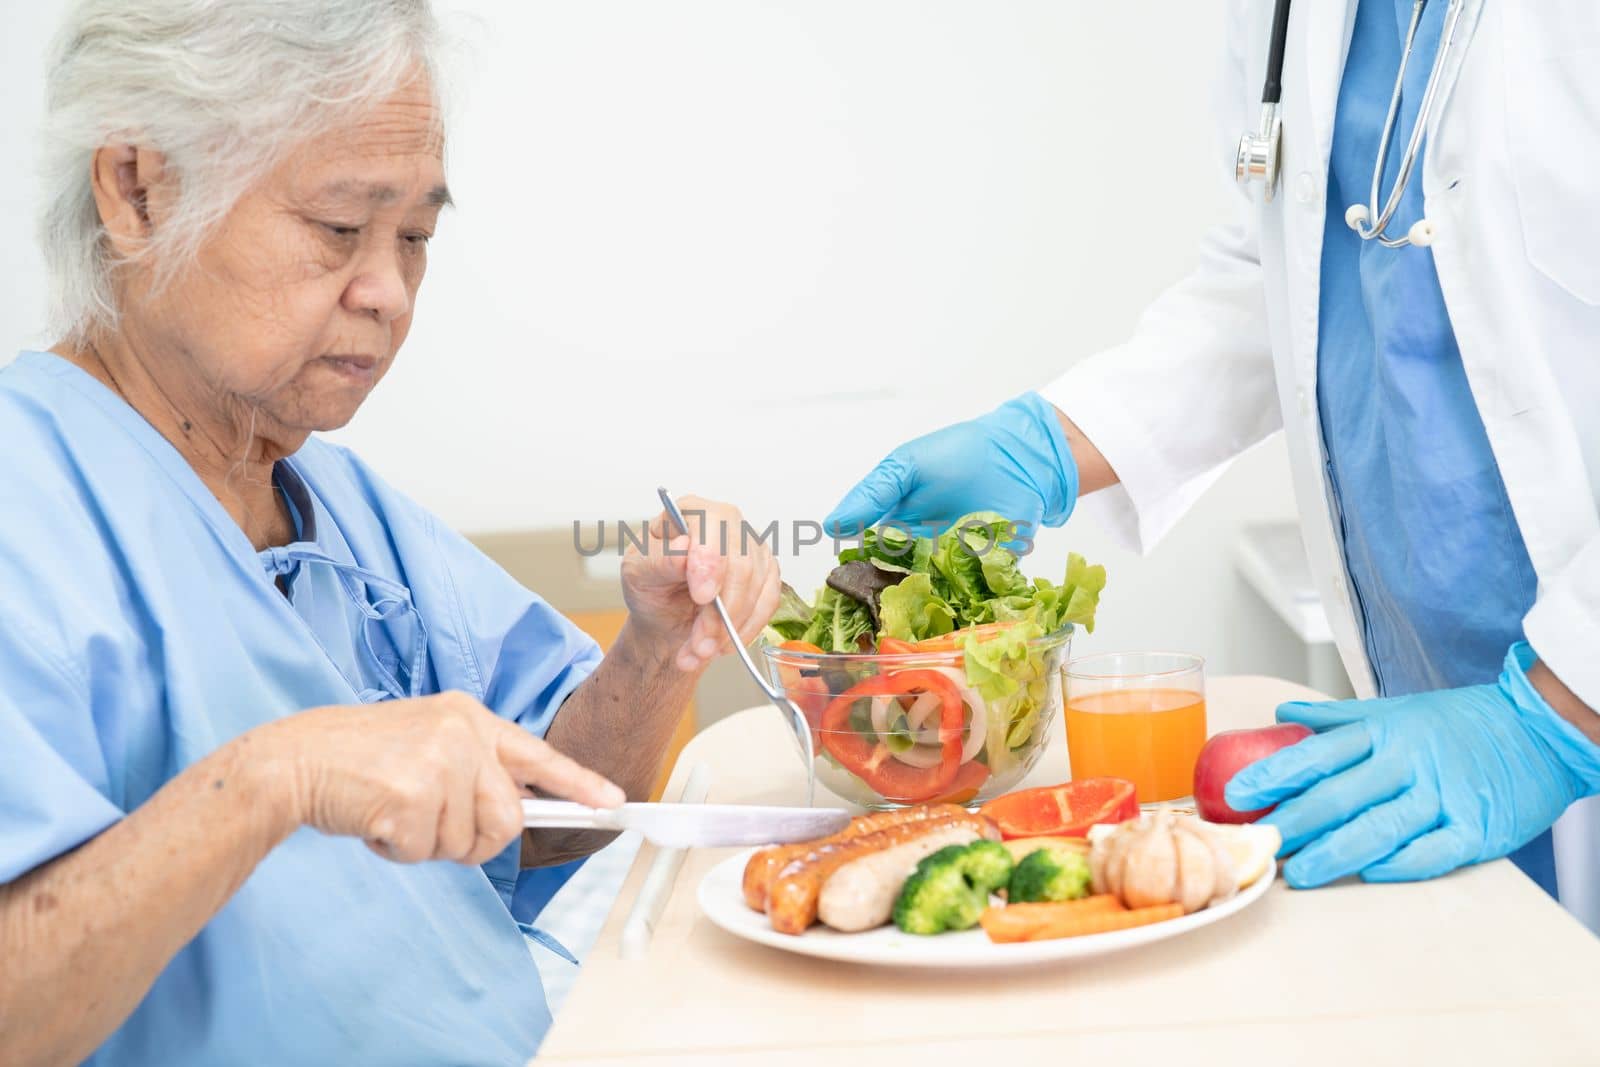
[622,496,781,673]
[823,392,1078,537]
[257,691,624,864]
[1226,644,1600,888]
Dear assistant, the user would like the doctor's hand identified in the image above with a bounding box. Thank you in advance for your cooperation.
[1226,644,1600,889]
[623,496,781,673]
[253,692,624,864]
[824,392,1080,537]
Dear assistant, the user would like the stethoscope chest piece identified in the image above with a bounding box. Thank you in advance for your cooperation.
[1237,0,1292,202]
[1236,103,1284,202]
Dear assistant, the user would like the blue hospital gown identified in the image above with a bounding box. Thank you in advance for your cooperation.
[0,349,603,1064]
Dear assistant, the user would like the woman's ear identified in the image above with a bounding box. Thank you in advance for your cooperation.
[90,144,169,258]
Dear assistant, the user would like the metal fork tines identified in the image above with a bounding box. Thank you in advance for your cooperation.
[656,487,817,806]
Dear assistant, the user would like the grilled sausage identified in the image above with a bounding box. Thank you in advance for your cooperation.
[741,804,969,912]
[766,810,997,935]
[816,823,985,932]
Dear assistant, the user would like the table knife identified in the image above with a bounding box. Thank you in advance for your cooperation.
[521,798,850,849]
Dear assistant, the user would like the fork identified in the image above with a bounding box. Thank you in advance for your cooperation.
[656,487,817,806]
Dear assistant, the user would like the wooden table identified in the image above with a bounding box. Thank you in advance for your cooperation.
[534,677,1600,1066]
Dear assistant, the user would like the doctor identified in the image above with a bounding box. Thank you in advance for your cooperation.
[828,0,1600,928]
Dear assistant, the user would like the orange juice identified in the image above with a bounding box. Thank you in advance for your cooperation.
[1064,687,1207,803]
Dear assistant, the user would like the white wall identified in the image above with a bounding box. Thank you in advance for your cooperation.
[0,2,1310,683]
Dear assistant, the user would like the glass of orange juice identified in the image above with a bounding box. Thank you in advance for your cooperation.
[1063,652,1206,804]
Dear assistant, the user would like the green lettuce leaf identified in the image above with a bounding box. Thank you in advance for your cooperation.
[972,592,1043,627]
[762,582,815,643]
[970,553,1108,636]
[838,525,930,574]
[947,511,1014,546]
[960,616,1064,774]
[978,544,1030,599]
[932,512,1030,622]
[787,513,1106,658]
[1006,677,1051,748]
[961,621,1044,704]
[877,572,957,642]
[1055,552,1108,634]
[931,524,990,614]
[799,586,875,653]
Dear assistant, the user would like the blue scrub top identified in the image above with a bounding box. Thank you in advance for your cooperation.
[0,350,604,1065]
[1317,1,1552,890]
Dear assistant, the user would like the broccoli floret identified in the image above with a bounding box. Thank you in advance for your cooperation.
[954,839,1015,895]
[891,840,1015,935]
[918,844,972,871]
[1007,846,1093,904]
[893,864,986,935]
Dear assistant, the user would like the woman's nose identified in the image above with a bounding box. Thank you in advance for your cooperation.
[342,246,412,323]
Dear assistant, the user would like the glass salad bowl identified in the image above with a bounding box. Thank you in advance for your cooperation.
[759,625,1073,809]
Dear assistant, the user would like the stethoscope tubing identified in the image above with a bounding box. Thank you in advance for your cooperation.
[1240,0,1467,250]
[1353,0,1466,248]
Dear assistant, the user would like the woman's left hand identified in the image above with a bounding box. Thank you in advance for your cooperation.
[621,496,781,672]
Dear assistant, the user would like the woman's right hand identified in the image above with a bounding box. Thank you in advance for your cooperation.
[251,691,624,865]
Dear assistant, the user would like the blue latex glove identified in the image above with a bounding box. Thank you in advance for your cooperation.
[1226,643,1600,889]
[824,392,1078,537]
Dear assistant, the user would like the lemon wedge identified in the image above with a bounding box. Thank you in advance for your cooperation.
[1208,822,1281,889]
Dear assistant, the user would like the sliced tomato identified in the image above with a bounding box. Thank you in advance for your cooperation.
[977,778,1139,839]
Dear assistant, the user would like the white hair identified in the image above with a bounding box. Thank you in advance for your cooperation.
[38,0,450,344]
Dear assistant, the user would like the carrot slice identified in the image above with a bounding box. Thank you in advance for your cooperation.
[981,901,1183,944]
[978,895,1123,942]
[998,895,1125,919]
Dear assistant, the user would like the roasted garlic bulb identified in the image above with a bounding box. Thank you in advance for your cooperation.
[1089,811,1241,915]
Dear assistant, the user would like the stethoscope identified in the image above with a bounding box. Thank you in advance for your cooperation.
[1235,0,1467,249]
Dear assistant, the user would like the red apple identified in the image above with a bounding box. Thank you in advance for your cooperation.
[1193,723,1315,824]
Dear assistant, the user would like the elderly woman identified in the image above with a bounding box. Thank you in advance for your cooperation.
[0,2,781,1064]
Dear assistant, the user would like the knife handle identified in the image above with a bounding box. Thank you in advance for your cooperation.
[521,798,624,832]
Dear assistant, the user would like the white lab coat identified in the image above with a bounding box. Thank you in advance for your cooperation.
[1041,0,1600,931]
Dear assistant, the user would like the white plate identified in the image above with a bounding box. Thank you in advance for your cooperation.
[696,848,1275,968]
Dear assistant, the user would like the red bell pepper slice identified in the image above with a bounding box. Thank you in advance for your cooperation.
[977,778,1140,840]
[820,669,967,803]
[927,760,991,805]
